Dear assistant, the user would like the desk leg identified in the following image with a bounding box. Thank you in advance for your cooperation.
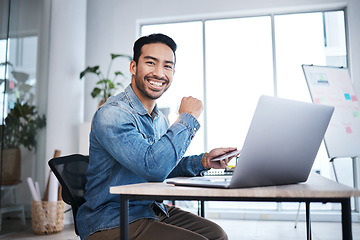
[306,201,312,240]
[341,198,352,240]
[200,201,205,217]
[120,195,129,240]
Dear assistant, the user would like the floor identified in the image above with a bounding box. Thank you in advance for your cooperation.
[1,218,360,240]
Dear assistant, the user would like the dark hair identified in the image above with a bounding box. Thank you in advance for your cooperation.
[133,33,177,64]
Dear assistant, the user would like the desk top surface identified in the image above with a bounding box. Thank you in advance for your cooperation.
[110,173,360,199]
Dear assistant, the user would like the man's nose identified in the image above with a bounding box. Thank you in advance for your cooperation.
[152,65,165,78]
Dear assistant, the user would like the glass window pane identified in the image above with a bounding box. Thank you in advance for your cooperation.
[275,11,346,102]
[1,36,38,119]
[142,22,204,154]
[324,11,347,67]
[275,12,326,101]
[205,17,274,150]
[8,36,38,105]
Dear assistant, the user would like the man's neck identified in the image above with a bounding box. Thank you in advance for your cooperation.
[141,99,156,115]
[131,84,156,114]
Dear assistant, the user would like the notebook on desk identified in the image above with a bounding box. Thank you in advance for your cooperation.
[166,95,334,189]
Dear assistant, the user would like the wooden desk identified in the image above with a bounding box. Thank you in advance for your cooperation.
[110,173,360,240]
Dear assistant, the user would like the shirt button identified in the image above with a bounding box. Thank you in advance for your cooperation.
[193,127,197,131]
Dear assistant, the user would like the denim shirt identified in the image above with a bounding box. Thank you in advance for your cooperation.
[76,85,208,239]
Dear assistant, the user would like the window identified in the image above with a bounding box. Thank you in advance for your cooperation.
[205,16,274,150]
[0,36,38,119]
[275,11,347,101]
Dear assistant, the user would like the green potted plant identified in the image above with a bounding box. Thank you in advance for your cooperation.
[0,99,46,185]
[80,53,132,106]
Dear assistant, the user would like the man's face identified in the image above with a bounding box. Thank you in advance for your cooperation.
[130,42,175,100]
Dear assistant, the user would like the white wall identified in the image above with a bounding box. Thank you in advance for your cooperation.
[40,0,87,222]
[45,0,86,161]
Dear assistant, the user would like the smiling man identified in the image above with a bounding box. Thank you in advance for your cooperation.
[76,34,236,240]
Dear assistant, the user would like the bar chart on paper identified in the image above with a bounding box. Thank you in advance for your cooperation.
[302,65,360,158]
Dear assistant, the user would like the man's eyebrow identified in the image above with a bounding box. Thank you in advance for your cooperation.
[165,60,175,65]
[144,56,158,61]
[144,56,174,65]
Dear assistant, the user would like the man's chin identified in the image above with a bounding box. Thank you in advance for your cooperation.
[147,93,163,100]
[146,88,167,99]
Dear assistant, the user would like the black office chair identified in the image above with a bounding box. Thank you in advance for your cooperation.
[48,154,89,236]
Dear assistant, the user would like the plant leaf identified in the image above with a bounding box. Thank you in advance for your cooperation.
[108,82,115,89]
[114,71,125,77]
[0,61,13,67]
[80,66,100,79]
[96,79,112,85]
[91,87,101,98]
[2,99,46,150]
[111,54,132,61]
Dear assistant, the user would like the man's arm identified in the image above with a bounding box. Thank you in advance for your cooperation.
[168,147,239,178]
[91,103,201,182]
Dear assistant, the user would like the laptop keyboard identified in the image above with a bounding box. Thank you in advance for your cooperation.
[204,169,234,176]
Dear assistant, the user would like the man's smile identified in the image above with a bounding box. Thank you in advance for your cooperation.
[146,77,168,91]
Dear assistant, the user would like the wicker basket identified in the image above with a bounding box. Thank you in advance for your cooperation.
[32,200,65,235]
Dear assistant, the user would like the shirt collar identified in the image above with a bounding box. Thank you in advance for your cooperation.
[125,84,160,116]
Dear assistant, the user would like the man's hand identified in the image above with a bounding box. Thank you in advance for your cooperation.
[206,147,239,169]
[178,96,203,119]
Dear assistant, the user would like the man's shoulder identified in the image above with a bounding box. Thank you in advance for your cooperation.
[91,95,133,123]
[98,99,134,117]
[99,92,131,110]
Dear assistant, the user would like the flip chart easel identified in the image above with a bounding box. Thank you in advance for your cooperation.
[302,64,360,211]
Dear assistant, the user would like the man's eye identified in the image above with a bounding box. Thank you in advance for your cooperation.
[165,65,173,70]
[146,61,155,65]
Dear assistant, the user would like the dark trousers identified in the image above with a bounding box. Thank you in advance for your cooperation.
[87,204,228,240]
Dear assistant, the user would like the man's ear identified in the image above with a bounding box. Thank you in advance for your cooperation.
[129,60,137,75]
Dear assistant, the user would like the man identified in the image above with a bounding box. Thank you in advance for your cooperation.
[77,33,237,240]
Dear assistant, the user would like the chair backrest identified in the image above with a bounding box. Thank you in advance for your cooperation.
[48,154,89,235]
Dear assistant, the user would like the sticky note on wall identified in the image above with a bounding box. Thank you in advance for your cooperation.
[345,126,352,134]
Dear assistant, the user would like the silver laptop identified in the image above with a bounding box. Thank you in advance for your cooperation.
[167,95,334,188]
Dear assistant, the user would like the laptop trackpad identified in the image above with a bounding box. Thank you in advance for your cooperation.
[167,176,232,188]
